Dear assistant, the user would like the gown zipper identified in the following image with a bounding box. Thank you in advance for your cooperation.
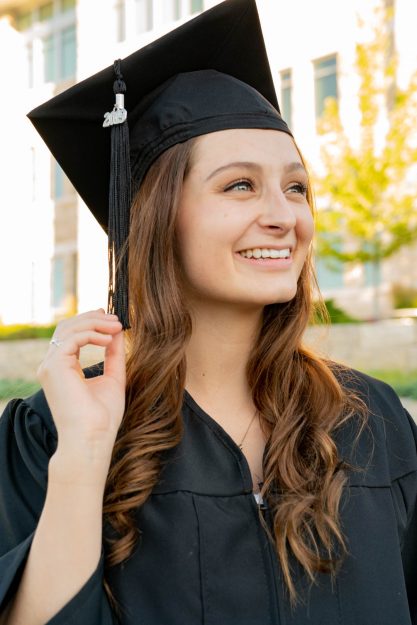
[252,493,287,625]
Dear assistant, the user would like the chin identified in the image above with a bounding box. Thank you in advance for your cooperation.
[239,289,298,309]
[261,285,298,306]
[275,289,298,304]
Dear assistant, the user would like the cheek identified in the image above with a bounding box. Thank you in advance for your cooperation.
[296,209,315,246]
[176,208,222,279]
[178,204,234,257]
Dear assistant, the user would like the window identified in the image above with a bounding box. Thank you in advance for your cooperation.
[316,257,344,289]
[135,0,153,34]
[16,1,77,86]
[52,257,65,308]
[315,232,344,289]
[115,0,203,40]
[61,25,76,79]
[314,55,338,119]
[162,0,180,23]
[190,0,203,13]
[53,161,64,199]
[43,29,76,82]
[280,69,292,129]
[52,158,74,199]
[52,253,77,312]
[43,35,56,83]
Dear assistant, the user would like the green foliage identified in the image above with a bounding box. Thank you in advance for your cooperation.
[0,379,40,400]
[0,324,56,341]
[366,370,417,399]
[312,299,359,324]
[314,3,417,266]
[391,284,417,309]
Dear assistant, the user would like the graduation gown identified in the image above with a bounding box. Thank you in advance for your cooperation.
[0,366,416,625]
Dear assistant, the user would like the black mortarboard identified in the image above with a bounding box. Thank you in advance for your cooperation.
[28,0,291,328]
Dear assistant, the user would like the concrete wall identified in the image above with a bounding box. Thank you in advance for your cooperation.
[305,319,417,371]
[1,320,416,381]
[0,340,105,380]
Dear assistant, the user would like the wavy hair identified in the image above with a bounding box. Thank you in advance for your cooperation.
[102,135,367,608]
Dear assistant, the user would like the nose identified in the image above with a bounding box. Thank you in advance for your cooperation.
[257,187,297,232]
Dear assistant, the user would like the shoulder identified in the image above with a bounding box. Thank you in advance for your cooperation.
[330,364,417,486]
[333,364,410,416]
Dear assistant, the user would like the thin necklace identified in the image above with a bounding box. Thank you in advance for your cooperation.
[238,408,258,450]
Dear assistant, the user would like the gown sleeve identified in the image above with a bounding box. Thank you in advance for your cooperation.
[392,409,417,624]
[372,374,417,624]
[0,394,115,624]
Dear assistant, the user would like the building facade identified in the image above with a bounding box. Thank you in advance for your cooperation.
[0,0,415,324]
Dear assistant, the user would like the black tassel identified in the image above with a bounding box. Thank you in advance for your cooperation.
[103,59,131,329]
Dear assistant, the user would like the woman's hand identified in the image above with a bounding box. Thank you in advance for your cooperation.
[37,309,126,483]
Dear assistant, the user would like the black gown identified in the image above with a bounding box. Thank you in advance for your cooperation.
[0,365,416,625]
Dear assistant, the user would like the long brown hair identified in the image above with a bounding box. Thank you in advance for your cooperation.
[103,135,367,606]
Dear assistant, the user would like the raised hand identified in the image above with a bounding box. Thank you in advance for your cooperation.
[37,308,126,483]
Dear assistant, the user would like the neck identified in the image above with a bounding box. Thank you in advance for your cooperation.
[184,302,263,408]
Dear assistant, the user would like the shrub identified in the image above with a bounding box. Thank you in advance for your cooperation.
[0,324,56,341]
[391,284,417,309]
[312,299,359,324]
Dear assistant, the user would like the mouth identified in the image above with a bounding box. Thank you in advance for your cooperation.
[234,246,294,270]
[237,246,292,260]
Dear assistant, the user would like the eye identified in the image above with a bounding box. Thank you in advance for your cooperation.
[224,178,254,192]
[286,182,308,196]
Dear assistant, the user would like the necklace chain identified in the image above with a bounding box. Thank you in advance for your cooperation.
[238,408,258,450]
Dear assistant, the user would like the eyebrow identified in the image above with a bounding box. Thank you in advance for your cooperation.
[204,160,308,181]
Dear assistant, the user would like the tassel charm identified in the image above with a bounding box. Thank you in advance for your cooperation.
[103,93,127,127]
[104,59,131,330]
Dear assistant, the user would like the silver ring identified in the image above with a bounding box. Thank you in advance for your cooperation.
[50,338,64,348]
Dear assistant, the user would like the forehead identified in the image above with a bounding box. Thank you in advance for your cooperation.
[191,128,301,170]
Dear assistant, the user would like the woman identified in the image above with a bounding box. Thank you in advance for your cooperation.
[1,1,416,624]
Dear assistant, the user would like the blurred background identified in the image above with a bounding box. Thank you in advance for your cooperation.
[0,0,416,415]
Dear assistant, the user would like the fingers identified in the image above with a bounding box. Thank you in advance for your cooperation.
[51,309,121,341]
[103,329,126,386]
[38,309,123,379]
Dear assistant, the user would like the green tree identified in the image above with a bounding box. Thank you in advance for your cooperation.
[314,0,417,318]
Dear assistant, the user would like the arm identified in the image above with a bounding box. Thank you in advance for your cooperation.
[6,457,106,625]
[2,309,125,625]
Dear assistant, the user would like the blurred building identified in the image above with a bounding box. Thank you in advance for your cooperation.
[0,0,416,324]
[262,0,417,319]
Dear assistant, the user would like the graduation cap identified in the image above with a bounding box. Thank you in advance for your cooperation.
[28,0,291,329]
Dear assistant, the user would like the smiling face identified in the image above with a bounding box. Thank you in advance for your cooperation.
[175,128,314,310]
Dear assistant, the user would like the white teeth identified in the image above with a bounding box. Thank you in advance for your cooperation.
[238,248,291,259]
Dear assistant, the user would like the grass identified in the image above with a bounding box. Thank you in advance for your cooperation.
[365,370,417,400]
[0,379,40,401]
[0,324,56,341]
